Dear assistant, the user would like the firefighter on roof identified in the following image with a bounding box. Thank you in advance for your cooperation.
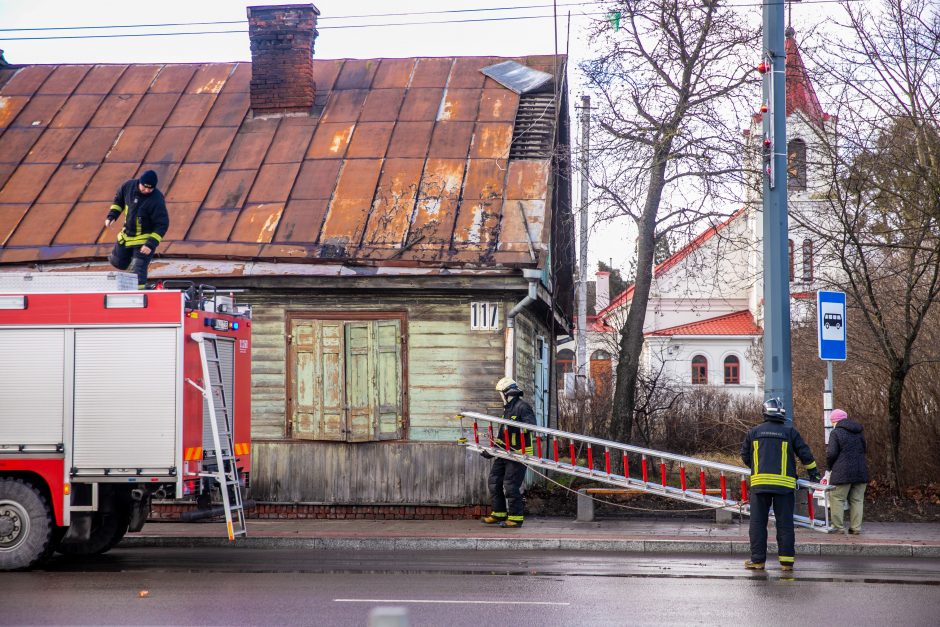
[481,377,536,528]
[741,397,820,572]
[104,169,169,289]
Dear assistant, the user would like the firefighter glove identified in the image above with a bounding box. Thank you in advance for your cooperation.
[808,470,821,483]
[480,450,494,460]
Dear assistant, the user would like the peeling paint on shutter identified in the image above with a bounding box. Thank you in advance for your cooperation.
[374,319,403,440]
[292,319,345,441]
[345,321,374,442]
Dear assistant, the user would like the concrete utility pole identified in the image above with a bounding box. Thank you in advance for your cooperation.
[577,95,591,392]
[761,1,793,421]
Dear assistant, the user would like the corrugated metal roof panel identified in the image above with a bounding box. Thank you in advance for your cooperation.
[246,162,301,203]
[150,65,197,93]
[398,88,443,121]
[359,88,406,122]
[411,58,453,88]
[0,128,43,163]
[229,202,285,243]
[361,157,424,246]
[438,88,481,122]
[165,93,217,127]
[0,204,29,245]
[449,57,500,88]
[36,164,95,203]
[265,119,317,164]
[165,163,221,202]
[291,159,342,200]
[65,127,121,164]
[0,163,57,203]
[105,126,160,162]
[87,93,142,128]
[0,95,30,128]
[80,163,137,201]
[480,60,553,94]
[203,91,250,127]
[334,59,379,90]
[49,94,105,129]
[5,202,70,246]
[372,59,416,89]
[220,63,250,93]
[127,92,179,127]
[386,121,433,158]
[146,127,199,164]
[428,121,474,159]
[112,65,161,94]
[162,201,201,241]
[1,66,55,96]
[12,94,68,128]
[202,169,256,209]
[306,122,355,159]
[53,201,104,244]
[310,59,345,94]
[186,207,239,241]
[346,121,394,158]
[36,66,91,94]
[73,65,126,95]
[320,89,368,123]
[274,198,330,243]
[222,124,277,170]
[187,63,234,95]
[187,126,238,162]
[505,160,550,200]
[470,122,513,159]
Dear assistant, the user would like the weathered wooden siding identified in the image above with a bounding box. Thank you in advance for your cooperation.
[251,440,490,504]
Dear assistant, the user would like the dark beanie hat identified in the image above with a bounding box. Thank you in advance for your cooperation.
[139,170,158,187]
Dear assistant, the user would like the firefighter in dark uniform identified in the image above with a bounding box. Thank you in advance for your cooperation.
[741,397,820,572]
[104,170,169,289]
[481,377,536,528]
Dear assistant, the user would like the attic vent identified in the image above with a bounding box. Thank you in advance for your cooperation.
[509,93,555,160]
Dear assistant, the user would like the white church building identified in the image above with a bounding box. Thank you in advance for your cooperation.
[562,28,835,400]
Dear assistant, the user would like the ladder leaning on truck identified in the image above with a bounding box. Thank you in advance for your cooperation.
[0,272,252,570]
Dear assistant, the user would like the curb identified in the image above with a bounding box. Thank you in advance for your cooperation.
[119,535,940,558]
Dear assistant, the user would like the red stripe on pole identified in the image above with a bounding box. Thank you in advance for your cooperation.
[604,449,611,475]
[536,434,542,458]
[569,441,576,466]
[587,445,594,471]
[741,479,748,502]
[700,470,707,496]
[473,422,479,445]
[623,452,629,479]
[720,474,727,500]
[807,489,815,520]
[642,457,649,483]
[660,461,667,488]
[680,466,687,492]
[553,438,559,463]
[488,424,494,447]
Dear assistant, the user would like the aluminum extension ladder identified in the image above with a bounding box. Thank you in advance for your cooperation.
[188,332,247,541]
[458,411,836,532]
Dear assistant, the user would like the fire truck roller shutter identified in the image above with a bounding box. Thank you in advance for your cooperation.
[72,328,178,472]
[202,336,235,454]
[0,329,66,447]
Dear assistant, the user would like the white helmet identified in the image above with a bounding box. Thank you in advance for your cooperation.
[495,377,521,404]
[763,397,786,418]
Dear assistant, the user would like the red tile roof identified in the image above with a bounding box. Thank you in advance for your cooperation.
[596,207,747,318]
[646,310,761,337]
[0,56,565,270]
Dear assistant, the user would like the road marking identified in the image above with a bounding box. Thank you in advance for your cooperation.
[335,599,570,606]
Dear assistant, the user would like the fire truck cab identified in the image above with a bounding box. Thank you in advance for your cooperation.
[0,272,251,570]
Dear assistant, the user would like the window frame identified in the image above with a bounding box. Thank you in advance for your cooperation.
[723,354,741,385]
[691,354,708,385]
[788,138,807,191]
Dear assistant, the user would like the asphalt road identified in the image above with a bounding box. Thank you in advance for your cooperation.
[1,548,938,626]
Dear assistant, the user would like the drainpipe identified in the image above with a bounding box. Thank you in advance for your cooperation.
[505,268,542,378]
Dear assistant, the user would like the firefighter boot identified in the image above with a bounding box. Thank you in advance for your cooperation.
[743,560,765,570]
[779,562,794,573]
[482,513,507,525]
[499,519,523,529]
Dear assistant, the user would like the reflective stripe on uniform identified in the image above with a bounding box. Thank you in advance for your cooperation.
[507,515,524,522]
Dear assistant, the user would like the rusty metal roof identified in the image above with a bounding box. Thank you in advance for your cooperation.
[0,56,566,271]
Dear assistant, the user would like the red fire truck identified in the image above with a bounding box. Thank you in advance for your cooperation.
[0,272,251,570]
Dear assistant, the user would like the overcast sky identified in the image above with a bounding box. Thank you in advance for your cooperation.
[0,0,839,276]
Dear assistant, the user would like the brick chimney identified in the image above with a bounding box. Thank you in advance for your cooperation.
[247,4,319,115]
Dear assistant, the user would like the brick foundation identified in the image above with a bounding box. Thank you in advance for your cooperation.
[151,501,487,521]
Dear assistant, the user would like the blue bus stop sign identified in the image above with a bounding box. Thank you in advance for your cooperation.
[817,291,847,361]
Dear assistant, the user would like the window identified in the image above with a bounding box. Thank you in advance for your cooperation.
[590,350,613,396]
[470,302,500,330]
[802,239,814,282]
[556,348,575,393]
[788,239,794,282]
[724,355,740,385]
[289,315,404,442]
[691,355,708,385]
[788,139,807,190]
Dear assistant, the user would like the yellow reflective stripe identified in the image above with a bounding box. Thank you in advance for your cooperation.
[779,556,795,563]
[110,204,122,212]
[120,232,162,245]
[781,441,788,476]
[750,474,797,488]
[805,461,817,470]
[753,440,759,472]
[507,515,524,521]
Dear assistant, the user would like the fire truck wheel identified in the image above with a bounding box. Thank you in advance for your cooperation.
[56,510,129,557]
[0,478,54,571]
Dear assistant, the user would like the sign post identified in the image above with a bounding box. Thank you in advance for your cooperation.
[817,291,847,444]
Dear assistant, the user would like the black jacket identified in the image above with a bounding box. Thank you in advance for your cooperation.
[501,394,537,454]
[741,415,818,493]
[826,419,869,484]
[107,178,169,251]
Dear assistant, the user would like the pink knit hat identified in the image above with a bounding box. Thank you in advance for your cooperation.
[830,409,848,423]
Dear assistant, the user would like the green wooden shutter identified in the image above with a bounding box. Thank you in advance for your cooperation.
[374,320,403,440]
[345,321,374,442]
[292,319,345,441]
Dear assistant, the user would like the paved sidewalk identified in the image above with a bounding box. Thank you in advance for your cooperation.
[121,517,940,558]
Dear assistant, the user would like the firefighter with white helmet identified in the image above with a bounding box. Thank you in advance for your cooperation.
[481,377,537,528]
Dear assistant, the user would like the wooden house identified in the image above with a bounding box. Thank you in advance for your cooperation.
[0,4,574,508]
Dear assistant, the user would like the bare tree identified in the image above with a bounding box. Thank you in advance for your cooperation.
[581,0,759,442]
[804,0,940,493]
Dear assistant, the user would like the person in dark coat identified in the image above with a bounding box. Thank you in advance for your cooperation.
[480,377,536,529]
[826,408,869,534]
[741,397,820,572]
[104,170,169,289]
